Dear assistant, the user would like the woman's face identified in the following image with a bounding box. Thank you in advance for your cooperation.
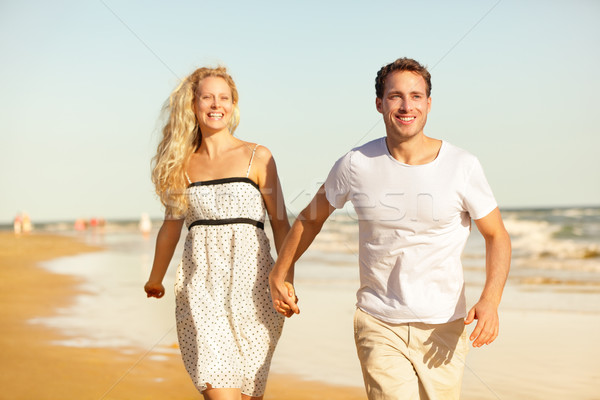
[194,76,234,134]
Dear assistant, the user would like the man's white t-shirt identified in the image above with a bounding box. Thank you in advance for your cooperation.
[324,137,497,324]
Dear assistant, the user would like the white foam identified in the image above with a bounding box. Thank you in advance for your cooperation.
[504,218,600,262]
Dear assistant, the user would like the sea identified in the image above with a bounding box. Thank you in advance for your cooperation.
[11,205,600,388]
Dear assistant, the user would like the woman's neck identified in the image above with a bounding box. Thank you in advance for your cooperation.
[197,130,238,160]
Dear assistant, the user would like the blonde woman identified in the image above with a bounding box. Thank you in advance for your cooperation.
[144,66,294,400]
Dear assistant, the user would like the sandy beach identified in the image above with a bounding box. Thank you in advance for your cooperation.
[2,225,600,400]
[0,232,364,400]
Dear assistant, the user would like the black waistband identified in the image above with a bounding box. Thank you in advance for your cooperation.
[188,218,264,230]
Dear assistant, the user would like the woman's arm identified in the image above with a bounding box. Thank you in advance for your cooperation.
[254,146,293,278]
[254,145,301,317]
[144,217,185,298]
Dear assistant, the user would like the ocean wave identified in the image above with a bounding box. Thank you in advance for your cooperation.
[504,218,600,261]
[299,210,600,264]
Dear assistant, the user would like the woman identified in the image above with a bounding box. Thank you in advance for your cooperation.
[144,66,294,400]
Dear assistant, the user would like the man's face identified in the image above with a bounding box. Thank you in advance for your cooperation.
[376,70,431,142]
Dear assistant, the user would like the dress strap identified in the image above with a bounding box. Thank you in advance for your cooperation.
[185,171,192,185]
[245,144,260,178]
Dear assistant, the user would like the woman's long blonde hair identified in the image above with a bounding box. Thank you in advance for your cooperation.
[151,66,240,217]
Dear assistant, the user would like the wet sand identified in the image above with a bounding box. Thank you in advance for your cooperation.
[3,231,599,399]
[0,232,364,400]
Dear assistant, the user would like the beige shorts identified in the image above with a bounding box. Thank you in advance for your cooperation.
[354,308,469,400]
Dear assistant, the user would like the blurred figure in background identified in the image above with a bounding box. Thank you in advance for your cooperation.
[13,213,22,235]
[139,212,152,238]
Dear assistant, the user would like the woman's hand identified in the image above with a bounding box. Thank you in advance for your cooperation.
[269,273,300,317]
[277,281,299,318]
[145,218,184,300]
[144,281,166,298]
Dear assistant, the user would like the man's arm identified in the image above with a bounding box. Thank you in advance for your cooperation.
[465,207,511,347]
[269,185,335,315]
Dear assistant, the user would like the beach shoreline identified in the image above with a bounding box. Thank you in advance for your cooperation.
[2,229,600,400]
[0,232,365,400]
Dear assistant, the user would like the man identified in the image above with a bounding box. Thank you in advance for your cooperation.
[269,57,511,400]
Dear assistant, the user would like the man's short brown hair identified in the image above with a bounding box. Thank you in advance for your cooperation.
[375,58,432,98]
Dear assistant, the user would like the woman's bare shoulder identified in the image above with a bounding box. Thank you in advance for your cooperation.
[239,141,273,162]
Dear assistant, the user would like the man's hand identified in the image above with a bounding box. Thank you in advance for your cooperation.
[464,298,499,347]
[276,282,299,318]
[267,186,334,318]
[269,273,300,317]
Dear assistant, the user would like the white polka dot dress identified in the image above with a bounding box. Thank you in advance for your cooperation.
[174,152,284,397]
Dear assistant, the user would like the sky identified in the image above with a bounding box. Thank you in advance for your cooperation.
[1,0,599,223]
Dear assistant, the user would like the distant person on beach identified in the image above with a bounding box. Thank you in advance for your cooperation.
[21,212,32,234]
[269,58,511,400]
[139,212,152,238]
[144,66,295,400]
[13,213,23,235]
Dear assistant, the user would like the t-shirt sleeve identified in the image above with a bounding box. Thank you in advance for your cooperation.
[463,158,497,220]
[323,152,353,209]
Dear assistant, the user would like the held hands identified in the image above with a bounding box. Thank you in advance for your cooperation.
[144,281,166,298]
[464,298,500,347]
[278,282,299,317]
[269,274,299,318]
